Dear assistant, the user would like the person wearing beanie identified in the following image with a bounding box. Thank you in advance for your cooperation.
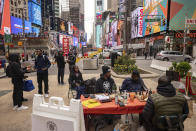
[121,70,147,92]
[141,76,189,131]
[96,66,116,94]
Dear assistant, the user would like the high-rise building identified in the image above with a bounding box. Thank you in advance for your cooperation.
[61,0,69,20]
[69,0,84,30]
[9,0,29,20]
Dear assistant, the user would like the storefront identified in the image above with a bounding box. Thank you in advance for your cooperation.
[173,32,196,57]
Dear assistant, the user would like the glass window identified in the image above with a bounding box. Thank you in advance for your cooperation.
[15,2,17,6]
[176,52,183,55]
[169,52,176,55]
[162,52,168,54]
[11,0,13,5]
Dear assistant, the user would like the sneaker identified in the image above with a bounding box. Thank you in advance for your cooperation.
[22,98,28,102]
[13,106,18,111]
[45,94,49,98]
[17,106,28,111]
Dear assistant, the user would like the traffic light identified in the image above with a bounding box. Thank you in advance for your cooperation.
[162,18,166,26]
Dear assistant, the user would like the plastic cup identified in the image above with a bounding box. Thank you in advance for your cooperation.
[130,93,135,102]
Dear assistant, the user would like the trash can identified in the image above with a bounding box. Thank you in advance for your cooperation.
[111,52,118,67]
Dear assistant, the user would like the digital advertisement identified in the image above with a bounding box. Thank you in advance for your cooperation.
[0,0,4,29]
[131,7,143,39]
[143,0,168,36]
[11,16,32,34]
[169,0,196,30]
[32,26,40,36]
[28,2,42,26]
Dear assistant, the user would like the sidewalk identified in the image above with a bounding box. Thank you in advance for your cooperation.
[0,68,6,78]
[0,75,195,131]
[151,60,196,77]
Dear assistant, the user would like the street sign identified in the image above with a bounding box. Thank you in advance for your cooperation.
[18,41,23,46]
[145,18,161,22]
[4,34,12,44]
[186,19,196,24]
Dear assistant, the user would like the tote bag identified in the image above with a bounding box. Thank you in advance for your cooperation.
[24,80,35,92]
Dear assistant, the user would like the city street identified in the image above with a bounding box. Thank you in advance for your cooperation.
[0,60,196,131]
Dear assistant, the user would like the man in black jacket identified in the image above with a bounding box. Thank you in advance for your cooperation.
[142,76,189,131]
[35,49,51,97]
[96,66,116,94]
[56,51,66,84]
[9,54,28,111]
[67,52,76,72]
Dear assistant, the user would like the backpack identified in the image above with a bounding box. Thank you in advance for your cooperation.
[6,64,12,78]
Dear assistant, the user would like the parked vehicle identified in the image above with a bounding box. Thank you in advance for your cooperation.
[102,49,111,58]
[156,51,193,62]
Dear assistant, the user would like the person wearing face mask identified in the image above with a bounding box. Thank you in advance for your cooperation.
[68,65,85,99]
[120,70,147,92]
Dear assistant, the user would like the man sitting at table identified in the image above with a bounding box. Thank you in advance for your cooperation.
[96,66,117,94]
[120,70,147,92]
[142,76,189,131]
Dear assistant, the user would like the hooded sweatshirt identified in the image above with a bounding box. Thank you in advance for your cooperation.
[96,74,116,94]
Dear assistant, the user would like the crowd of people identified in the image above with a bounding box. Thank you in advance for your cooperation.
[6,50,189,130]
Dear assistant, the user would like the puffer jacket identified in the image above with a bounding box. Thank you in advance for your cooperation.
[142,83,189,131]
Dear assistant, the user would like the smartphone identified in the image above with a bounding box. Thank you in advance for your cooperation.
[0,0,4,29]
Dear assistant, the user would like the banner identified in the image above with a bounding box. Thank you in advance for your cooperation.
[169,0,196,30]
[131,7,143,38]
[63,38,69,56]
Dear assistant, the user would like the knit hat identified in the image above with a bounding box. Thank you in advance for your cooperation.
[102,66,111,75]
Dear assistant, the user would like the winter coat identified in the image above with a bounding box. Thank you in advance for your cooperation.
[10,62,25,82]
[96,74,116,94]
[68,55,76,65]
[142,83,189,131]
[56,54,66,68]
[69,71,84,88]
[120,78,147,92]
[35,55,51,74]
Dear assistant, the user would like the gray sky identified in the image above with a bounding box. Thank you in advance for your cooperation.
[84,0,95,42]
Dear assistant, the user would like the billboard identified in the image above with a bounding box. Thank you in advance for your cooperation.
[0,0,10,35]
[73,37,78,47]
[31,0,41,5]
[32,27,40,36]
[28,2,42,26]
[131,7,143,39]
[143,0,168,36]
[11,16,32,34]
[169,0,196,30]
[0,0,4,29]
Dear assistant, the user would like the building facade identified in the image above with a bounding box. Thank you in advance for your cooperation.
[10,0,29,20]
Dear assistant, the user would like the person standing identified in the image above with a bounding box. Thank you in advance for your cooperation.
[144,51,148,60]
[35,49,51,97]
[8,54,28,111]
[67,52,76,72]
[56,51,66,84]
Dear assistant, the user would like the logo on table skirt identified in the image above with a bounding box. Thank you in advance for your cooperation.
[47,121,57,131]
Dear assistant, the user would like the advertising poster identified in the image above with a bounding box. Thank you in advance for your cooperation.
[131,7,143,39]
[11,16,32,34]
[28,2,42,26]
[73,37,78,47]
[68,22,73,35]
[143,0,168,36]
[169,0,196,30]
[32,27,40,36]
[0,0,4,29]
[63,38,69,56]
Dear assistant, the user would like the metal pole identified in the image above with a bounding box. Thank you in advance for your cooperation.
[123,0,128,54]
[22,8,27,61]
[183,16,187,55]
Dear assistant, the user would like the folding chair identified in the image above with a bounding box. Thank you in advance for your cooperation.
[68,84,77,99]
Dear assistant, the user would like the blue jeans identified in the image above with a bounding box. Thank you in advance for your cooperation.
[75,86,85,99]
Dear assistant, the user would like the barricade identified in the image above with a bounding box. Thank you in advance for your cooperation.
[32,94,85,131]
